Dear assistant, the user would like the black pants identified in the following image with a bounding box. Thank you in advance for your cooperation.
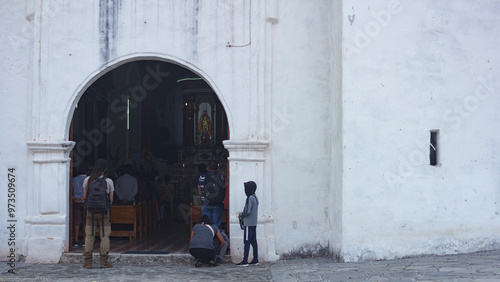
[189,248,216,264]
[243,226,258,262]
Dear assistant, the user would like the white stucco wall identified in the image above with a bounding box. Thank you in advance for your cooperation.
[1,0,499,264]
[0,0,33,264]
[269,0,335,257]
[0,0,275,263]
[341,0,500,261]
[329,0,344,260]
[0,0,338,263]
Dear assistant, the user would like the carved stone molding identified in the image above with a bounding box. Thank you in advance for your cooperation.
[223,139,269,162]
[27,140,75,163]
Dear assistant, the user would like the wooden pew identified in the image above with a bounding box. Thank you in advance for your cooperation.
[190,204,202,231]
[139,201,148,236]
[136,202,143,239]
[146,201,152,234]
[110,204,138,241]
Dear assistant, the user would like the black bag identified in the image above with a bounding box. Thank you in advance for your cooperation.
[239,217,245,230]
[86,177,109,213]
[86,177,110,235]
[204,172,225,206]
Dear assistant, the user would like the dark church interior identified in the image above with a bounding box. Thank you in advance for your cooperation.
[69,60,229,253]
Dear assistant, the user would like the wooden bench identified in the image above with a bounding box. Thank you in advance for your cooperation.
[136,202,144,239]
[139,201,149,236]
[110,204,138,241]
[190,204,202,231]
[135,200,155,237]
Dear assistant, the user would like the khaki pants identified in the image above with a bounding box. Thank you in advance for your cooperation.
[83,211,111,256]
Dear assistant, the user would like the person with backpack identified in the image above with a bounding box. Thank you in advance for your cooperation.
[236,181,259,266]
[197,160,226,229]
[82,158,115,269]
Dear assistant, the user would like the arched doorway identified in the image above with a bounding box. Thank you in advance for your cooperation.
[68,59,229,253]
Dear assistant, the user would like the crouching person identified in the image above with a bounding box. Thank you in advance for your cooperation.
[189,215,226,267]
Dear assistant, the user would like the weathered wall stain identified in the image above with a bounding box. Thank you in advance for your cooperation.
[99,0,121,62]
[192,0,200,59]
[348,6,355,25]
[281,244,331,260]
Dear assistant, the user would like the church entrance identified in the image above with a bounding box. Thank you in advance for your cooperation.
[68,60,229,254]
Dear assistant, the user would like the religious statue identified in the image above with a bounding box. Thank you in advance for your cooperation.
[198,110,212,144]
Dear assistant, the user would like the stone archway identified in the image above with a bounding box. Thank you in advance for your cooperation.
[26,53,277,263]
[26,54,234,263]
[69,58,231,245]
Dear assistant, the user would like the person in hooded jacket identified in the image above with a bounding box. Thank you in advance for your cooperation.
[236,181,259,266]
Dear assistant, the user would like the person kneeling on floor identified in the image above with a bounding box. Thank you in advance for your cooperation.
[189,215,226,267]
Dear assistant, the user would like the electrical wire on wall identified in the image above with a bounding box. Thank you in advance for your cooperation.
[226,0,251,48]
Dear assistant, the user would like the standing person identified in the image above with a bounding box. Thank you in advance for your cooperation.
[82,159,114,269]
[193,163,206,205]
[198,160,226,228]
[72,167,88,247]
[189,215,226,267]
[236,181,259,266]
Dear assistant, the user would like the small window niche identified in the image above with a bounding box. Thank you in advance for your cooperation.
[429,130,439,166]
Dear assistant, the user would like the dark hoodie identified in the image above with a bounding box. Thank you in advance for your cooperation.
[240,181,259,226]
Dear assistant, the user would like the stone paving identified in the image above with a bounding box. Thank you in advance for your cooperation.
[1,250,499,281]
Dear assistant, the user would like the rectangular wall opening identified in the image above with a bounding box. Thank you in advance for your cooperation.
[430,130,438,166]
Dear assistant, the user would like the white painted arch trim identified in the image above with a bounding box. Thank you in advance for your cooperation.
[62,52,234,141]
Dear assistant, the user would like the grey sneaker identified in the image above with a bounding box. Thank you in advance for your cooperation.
[195,259,203,267]
[215,257,222,266]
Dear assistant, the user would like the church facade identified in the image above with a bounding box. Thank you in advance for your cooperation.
[1,0,499,264]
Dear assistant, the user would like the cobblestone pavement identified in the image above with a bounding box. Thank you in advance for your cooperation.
[1,250,500,281]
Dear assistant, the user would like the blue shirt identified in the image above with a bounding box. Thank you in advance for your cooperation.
[198,174,207,205]
[72,174,87,200]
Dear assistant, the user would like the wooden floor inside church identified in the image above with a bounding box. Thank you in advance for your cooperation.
[68,222,190,255]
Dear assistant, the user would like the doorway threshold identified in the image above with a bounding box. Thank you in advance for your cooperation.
[60,252,194,265]
[63,222,195,264]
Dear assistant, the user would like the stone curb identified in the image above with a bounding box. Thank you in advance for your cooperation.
[59,253,232,265]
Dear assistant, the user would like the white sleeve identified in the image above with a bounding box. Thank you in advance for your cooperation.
[106,178,115,193]
[83,176,89,191]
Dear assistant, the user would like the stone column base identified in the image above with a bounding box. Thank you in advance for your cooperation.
[223,139,279,262]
